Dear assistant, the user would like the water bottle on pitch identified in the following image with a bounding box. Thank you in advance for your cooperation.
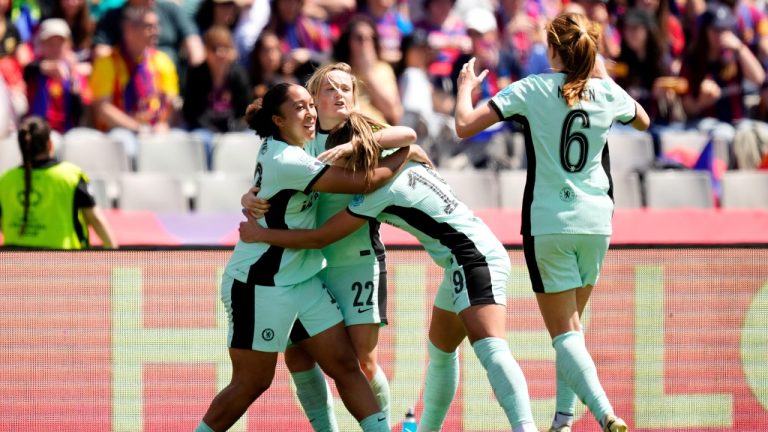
[402,407,417,432]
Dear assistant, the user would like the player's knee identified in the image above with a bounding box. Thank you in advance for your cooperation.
[358,358,378,381]
[233,372,274,401]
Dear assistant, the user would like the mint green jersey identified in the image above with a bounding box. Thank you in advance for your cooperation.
[309,132,385,267]
[490,73,637,236]
[348,162,506,269]
[224,137,330,286]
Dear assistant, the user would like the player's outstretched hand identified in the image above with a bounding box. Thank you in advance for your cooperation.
[239,210,267,243]
[457,57,489,92]
[241,186,270,218]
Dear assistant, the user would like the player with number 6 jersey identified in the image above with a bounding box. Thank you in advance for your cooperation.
[454,12,650,432]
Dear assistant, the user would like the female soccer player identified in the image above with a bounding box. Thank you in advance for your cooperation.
[454,12,650,432]
[195,83,428,432]
[240,111,539,432]
[242,63,417,431]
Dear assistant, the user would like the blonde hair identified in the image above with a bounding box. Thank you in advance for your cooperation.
[305,62,359,103]
[325,112,384,188]
[547,13,600,107]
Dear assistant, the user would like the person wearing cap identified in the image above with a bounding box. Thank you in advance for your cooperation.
[443,7,523,169]
[681,2,765,130]
[23,18,90,133]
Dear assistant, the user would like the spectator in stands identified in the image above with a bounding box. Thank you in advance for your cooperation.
[24,18,90,133]
[264,0,333,83]
[681,3,765,138]
[0,0,30,124]
[414,0,469,80]
[49,0,96,64]
[398,28,447,146]
[195,0,241,35]
[334,14,402,125]
[614,8,683,126]
[570,0,620,59]
[719,0,768,70]
[247,29,297,100]
[446,7,521,169]
[195,0,268,74]
[89,6,179,162]
[182,26,250,166]
[497,0,550,76]
[358,0,413,65]
[629,0,685,74]
[92,0,205,73]
[0,116,117,249]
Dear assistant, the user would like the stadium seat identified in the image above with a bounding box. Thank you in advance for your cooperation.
[195,173,253,213]
[498,169,527,209]
[644,170,715,208]
[117,173,189,212]
[62,128,130,175]
[87,176,113,209]
[211,132,261,175]
[658,129,729,167]
[611,171,643,208]
[136,130,207,198]
[62,128,129,202]
[436,168,500,209]
[721,170,768,209]
[607,131,655,173]
[0,134,21,173]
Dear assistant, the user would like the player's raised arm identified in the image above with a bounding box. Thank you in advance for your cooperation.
[454,57,503,138]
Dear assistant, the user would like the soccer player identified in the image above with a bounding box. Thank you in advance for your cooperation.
[244,63,418,431]
[239,111,539,432]
[195,83,429,432]
[453,12,651,432]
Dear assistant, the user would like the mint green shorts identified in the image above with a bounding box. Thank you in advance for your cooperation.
[320,259,388,326]
[523,234,610,294]
[434,252,510,313]
[220,274,343,352]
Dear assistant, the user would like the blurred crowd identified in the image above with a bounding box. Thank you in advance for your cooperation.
[1,0,768,170]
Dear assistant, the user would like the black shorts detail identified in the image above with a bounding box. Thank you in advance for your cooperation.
[377,257,389,325]
[522,235,545,293]
[464,261,496,305]
[230,278,256,349]
[289,319,310,344]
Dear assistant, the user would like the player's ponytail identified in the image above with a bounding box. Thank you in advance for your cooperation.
[325,112,383,188]
[547,13,599,107]
[17,116,51,235]
[244,82,294,138]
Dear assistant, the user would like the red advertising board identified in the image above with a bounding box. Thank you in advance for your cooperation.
[1,248,766,431]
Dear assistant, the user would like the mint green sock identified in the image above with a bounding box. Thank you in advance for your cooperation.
[370,366,391,427]
[552,366,578,428]
[552,331,613,423]
[418,341,459,432]
[472,337,536,429]
[291,364,339,432]
[195,420,215,432]
[359,411,389,432]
